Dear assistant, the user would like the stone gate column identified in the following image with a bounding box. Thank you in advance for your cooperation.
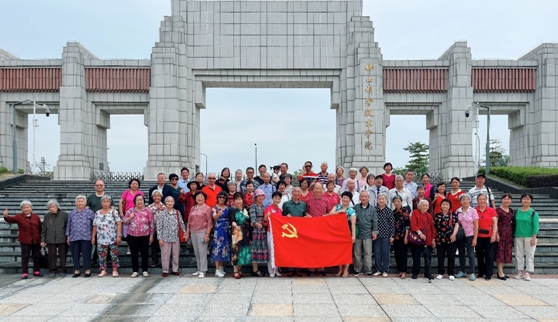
[436,42,475,179]
[53,42,97,180]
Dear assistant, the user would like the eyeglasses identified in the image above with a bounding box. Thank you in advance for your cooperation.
[95,184,104,187]
[170,178,178,181]
[217,196,226,199]
[305,165,311,168]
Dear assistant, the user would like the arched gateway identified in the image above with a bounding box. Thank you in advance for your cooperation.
[1,0,557,180]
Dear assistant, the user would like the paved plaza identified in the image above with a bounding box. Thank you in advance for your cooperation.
[0,273,557,321]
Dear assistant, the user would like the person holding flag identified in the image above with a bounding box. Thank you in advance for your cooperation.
[327,191,357,277]
[263,192,283,277]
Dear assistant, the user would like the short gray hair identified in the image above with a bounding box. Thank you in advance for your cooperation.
[164,196,175,203]
[377,193,387,201]
[395,175,404,181]
[235,169,242,174]
[75,195,87,203]
[151,190,163,198]
[100,195,112,203]
[46,199,60,209]
[459,193,472,202]
[227,181,237,187]
[418,199,430,207]
[349,168,358,173]
[20,200,33,209]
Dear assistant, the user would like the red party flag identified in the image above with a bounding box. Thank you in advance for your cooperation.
[270,214,352,268]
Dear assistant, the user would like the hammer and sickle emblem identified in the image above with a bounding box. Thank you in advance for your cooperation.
[281,223,298,238]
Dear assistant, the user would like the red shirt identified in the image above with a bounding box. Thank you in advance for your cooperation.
[202,185,222,208]
[306,197,330,218]
[475,206,497,238]
[447,190,466,213]
[432,195,445,215]
[5,213,42,244]
[382,173,396,190]
[298,171,318,181]
[263,205,283,232]
[411,209,436,246]
[178,191,196,221]
[322,191,340,207]
[244,192,255,208]
[299,191,314,203]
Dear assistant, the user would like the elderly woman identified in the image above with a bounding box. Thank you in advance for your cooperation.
[179,181,199,223]
[148,190,165,267]
[194,172,206,190]
[514,194,539,281]
[381,162,395,190]
[432,182,447,215]
[323,180,341,207]
[226,181,237,206]
[230,192,252,279]
[475,193,498,280]
[433,199,459,281]
[392,195,410,279]
[263,192,284,277]
[4,201,43,279]
[335,166,345,187]
[41,200,68,277]
[157,196,186,277]
[495,193,514,280]
[250,189,268,277]
[455,193,479,281]
[92,195,122,277]
[361,173,375,193]
[66,195,95,278]
[119,178,145,218]
[341,168,359,192]
[185,191,213,278]
[327,191,356,277]
[373,194,395,277]
[212,192,231,278]
[284,174,294,198]
[233,169,244,191]
[123,194,154,278]
[410,199,436,282]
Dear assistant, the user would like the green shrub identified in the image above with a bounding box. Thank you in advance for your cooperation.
[478,166,558,187]
[17,169,24,174]
[0,167,9,174]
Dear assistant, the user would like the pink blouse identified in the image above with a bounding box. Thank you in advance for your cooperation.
[187,204,213,232]
[124,207,154,237]
[121,189,145,213]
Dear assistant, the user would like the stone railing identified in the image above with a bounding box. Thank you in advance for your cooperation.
[91,172,144,182]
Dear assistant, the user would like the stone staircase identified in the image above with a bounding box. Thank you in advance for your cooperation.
[0,178,557,274]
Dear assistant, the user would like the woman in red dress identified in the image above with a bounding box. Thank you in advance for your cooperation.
[495,193,514,280]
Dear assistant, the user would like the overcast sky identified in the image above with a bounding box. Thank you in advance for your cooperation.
[1,0,556,176]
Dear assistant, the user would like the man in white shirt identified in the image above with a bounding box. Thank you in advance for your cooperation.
[345,179,361,205]
[468,174,495,208]
[367,175,390,206]
[177,167,190,193]
[403,170,418,199]
[341,168,360,192]
[388,175,413,211]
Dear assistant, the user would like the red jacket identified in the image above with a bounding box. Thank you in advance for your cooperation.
[411,209,436,246]
[5,213,42,244]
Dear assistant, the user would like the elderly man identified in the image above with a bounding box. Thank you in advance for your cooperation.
[404,170,418,199]
[86,179,113,264]
[345,179,361,205]
[201,173,222,208]
[315,162,329,185]
[168,173,185,214]
[148,173,174,205]
[279,162,291,181]
[241,167,259,192]
[468,174,495,208]
[341,168,361,193]
[353,191,378,277]
[388,175,413,211]
[305,183,330,218]
[367,175,390,206]
[258,172,276,208]
[282,187,306,277]
[298,161,318,182]
[177,167,190,193]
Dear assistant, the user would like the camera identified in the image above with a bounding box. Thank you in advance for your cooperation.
[45,107,51,117]
[465,109,470,118]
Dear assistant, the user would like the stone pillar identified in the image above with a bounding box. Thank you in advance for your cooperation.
[340,16,385,175]
[436,42,475,179]
[144,16,189,181]
[53,42,97,180]
[519,43,558,167]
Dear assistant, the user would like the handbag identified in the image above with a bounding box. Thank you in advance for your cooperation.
[121,190,130,238]
[38,247,49,268]
[176,210,186,243]
[408,217,426,246]
[450,212,465,242]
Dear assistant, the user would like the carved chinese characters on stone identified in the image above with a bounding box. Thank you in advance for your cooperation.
[363,63,374,150]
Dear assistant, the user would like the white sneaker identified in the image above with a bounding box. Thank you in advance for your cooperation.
[143,271,149,277]
[449,275,455,281]
[192,271,200,276]
[514,271,524,279]
[215,270,225,278]
[131,272,138,278]
[198,272,205,278]
[373,272,382,277]
[524,272,531,281]
[436,275,443,280]
[219,268,226,276]
[269,273,275,278]
[275,270,281,277]
[382,272,388,278]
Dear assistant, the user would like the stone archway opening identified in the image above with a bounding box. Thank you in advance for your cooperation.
[107,114,148,173]
[385,115,429,172]
[202,88,335,176]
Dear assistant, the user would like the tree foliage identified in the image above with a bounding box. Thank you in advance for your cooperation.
[483,139,510,167]
[403,142,429,177]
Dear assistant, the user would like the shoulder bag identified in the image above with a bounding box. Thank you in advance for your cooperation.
[121,190,130,238]
[408,218,426,246]
[450,212,465,242]
[176,210,186,243]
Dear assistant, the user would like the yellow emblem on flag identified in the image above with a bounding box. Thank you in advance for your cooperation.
[281,223,298,238]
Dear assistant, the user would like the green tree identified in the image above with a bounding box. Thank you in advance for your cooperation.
[484,139,509,167]
[403,142,429,177]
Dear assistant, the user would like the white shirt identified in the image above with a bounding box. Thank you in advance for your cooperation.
[468,185,494,207]
[388,187,413,211]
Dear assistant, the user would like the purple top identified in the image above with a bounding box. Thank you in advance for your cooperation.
[66,208,95,242]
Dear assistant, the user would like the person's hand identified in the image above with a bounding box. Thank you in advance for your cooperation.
[389,237,394,243]
[419,232,426,241]
[372,232,378,241]
[40,242,46,248]
[530,238,536,247]
[159,240,164,246]
[116,236,122,245]
[128,213,134,219]
[472,239,477,247]
[149,235,154,244]
[66,237,70,245]
[352,236,356,244]
[450,234,456,243]
[431,240,436,248]
[287,214,292,218]
[91,237,95,245]
[256,223,263,229]
[204,234,210,243]
[490,234,496,243]
[3,209,8,219]
[304,214,312,218]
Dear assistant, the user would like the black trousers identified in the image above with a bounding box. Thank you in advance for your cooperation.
[437,242,457,276]
[393,239,408,273]
[128,235,150,273]
[410,244,433,278]
[151,232,160,263]
[47,243,67,273]
[70,240,92,271]
[20,243,41,274]
[457,236,476,274]
[476,237,494,278]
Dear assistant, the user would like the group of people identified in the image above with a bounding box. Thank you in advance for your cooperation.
[3,161,540,282]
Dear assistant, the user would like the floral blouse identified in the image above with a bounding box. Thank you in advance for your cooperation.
[124,207,154,237]
[433,211,459,244]
[66,208,95,242]
[157,208,186,242]
[93,209,122,245]
[148,202,165,230]
[393,207,410,241]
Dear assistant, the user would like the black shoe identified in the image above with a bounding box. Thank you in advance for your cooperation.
[306,270,313,277]
[48,273,56,278]
[84,273,91,278]
[319,270,326,277]
[478,274,484,278]
[504,275,510,279]
[72,273,81,278]
[497,274,506,281]
[485,277,491,281]
[412,275,418,279]
[366,272,373,278]
[251,271,264,277]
